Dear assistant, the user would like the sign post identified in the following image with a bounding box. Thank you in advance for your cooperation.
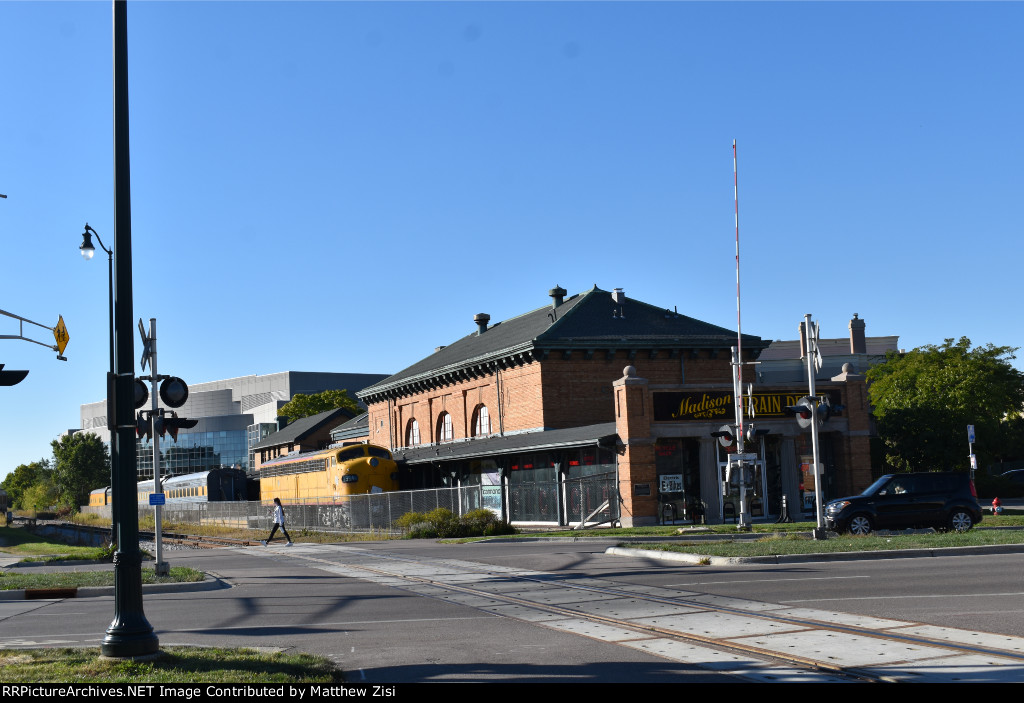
[140,319,169,577]
[967,425,976,479]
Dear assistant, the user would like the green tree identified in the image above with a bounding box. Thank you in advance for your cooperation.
[21,473,59,513]
[1,459,51,509]
[50,432,110,509]
[276,389,361,423]
[866,337,1024,473]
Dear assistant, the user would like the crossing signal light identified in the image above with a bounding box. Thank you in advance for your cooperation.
[136,412,152,441]
[159,376,189,408]
[163,412,198,441]
[745,425,770,444]
[785,396,832,429]
[711,424,735,449]
[134,378,149,408]
[785,397,815,428]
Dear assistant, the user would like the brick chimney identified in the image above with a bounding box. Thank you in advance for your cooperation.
[849,313,866,354]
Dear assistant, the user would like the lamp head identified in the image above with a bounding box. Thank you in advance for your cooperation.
[80,229,96,260]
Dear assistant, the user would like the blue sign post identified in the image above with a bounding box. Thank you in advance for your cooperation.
[148,493,165,506]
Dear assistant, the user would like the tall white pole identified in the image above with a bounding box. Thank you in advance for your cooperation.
[805,313,826,538]
[733,141,744,442]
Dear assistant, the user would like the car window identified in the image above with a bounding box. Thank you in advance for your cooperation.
[881,476,916,495]
[862,476,892,496]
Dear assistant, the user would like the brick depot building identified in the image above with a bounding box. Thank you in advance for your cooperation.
[357,286,876,526]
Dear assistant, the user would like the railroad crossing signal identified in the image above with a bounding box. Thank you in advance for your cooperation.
[138,318,153,371]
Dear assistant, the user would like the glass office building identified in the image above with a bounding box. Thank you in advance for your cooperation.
[79,371,388,480]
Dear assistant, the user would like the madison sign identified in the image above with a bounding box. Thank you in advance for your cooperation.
[653,390,841,422]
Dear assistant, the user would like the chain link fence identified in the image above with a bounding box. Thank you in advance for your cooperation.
[138,473,619,532]
[143,485,484,534]
[563,471,618,527]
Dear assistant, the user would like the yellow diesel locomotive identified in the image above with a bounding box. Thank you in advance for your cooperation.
[259,443,398,503]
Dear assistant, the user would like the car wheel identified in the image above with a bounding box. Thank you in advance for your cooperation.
[948,510,974,533]
[848,514,873,536]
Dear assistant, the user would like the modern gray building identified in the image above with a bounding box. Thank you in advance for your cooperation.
[79,371,388,480]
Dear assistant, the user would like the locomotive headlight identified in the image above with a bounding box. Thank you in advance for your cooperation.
[369,457,379,468]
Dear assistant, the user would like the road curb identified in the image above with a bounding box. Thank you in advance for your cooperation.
[606,542,1024,565]
[0,574,228,601]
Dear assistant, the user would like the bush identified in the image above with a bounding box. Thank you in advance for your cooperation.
[396,507,515,539]
[394,511,427,531]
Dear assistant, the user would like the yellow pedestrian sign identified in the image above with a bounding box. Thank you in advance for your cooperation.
[53,315,70,357]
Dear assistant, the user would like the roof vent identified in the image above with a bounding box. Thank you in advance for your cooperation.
[474,313,490,335]
[549,285,567,309]
[612,288,625,319]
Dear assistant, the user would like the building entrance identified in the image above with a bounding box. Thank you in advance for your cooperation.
[718,458,767,523]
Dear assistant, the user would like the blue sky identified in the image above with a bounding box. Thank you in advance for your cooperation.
[1,1,1021,479]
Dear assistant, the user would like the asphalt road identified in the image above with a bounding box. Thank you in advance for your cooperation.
[421,540,1024,637]
[2,539,1023,682]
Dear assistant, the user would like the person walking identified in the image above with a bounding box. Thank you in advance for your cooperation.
[261,497,293,546]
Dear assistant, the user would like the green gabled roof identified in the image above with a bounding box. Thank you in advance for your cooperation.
[252,407,355,451]
[359,286,766,401]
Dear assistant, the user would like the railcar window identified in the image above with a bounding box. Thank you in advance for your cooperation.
[260,455,331,478]
[338,447,366,463]
[367,446,392,460]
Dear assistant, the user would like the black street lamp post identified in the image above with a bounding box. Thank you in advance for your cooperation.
[79,224,113,375]
[101,0,158,658]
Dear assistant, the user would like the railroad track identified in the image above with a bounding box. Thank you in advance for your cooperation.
[26,520,259,550]
[140,531,257,549]
[262,544,1024,683]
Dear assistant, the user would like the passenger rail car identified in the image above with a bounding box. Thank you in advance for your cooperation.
[138,468,249,505]
[259,443,398,502]
[89,487,112,507]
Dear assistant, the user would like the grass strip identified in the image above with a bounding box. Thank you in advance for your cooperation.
[626,528,1024,558]
[0,566,205,591]
[0,646,344,683]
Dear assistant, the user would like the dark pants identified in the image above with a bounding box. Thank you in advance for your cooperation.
[267,523,291,542]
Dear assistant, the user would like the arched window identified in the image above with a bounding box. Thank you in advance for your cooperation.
[472,405,491,437]
[436,412,453,443]
[406,418,420,447]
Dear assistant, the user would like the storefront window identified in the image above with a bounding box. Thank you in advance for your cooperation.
[508,451,558,521]
[656,439,703,524]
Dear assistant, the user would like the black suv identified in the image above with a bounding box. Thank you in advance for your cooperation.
[825,472,982,535]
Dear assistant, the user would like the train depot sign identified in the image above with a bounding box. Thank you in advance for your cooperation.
[653,390,842,422]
